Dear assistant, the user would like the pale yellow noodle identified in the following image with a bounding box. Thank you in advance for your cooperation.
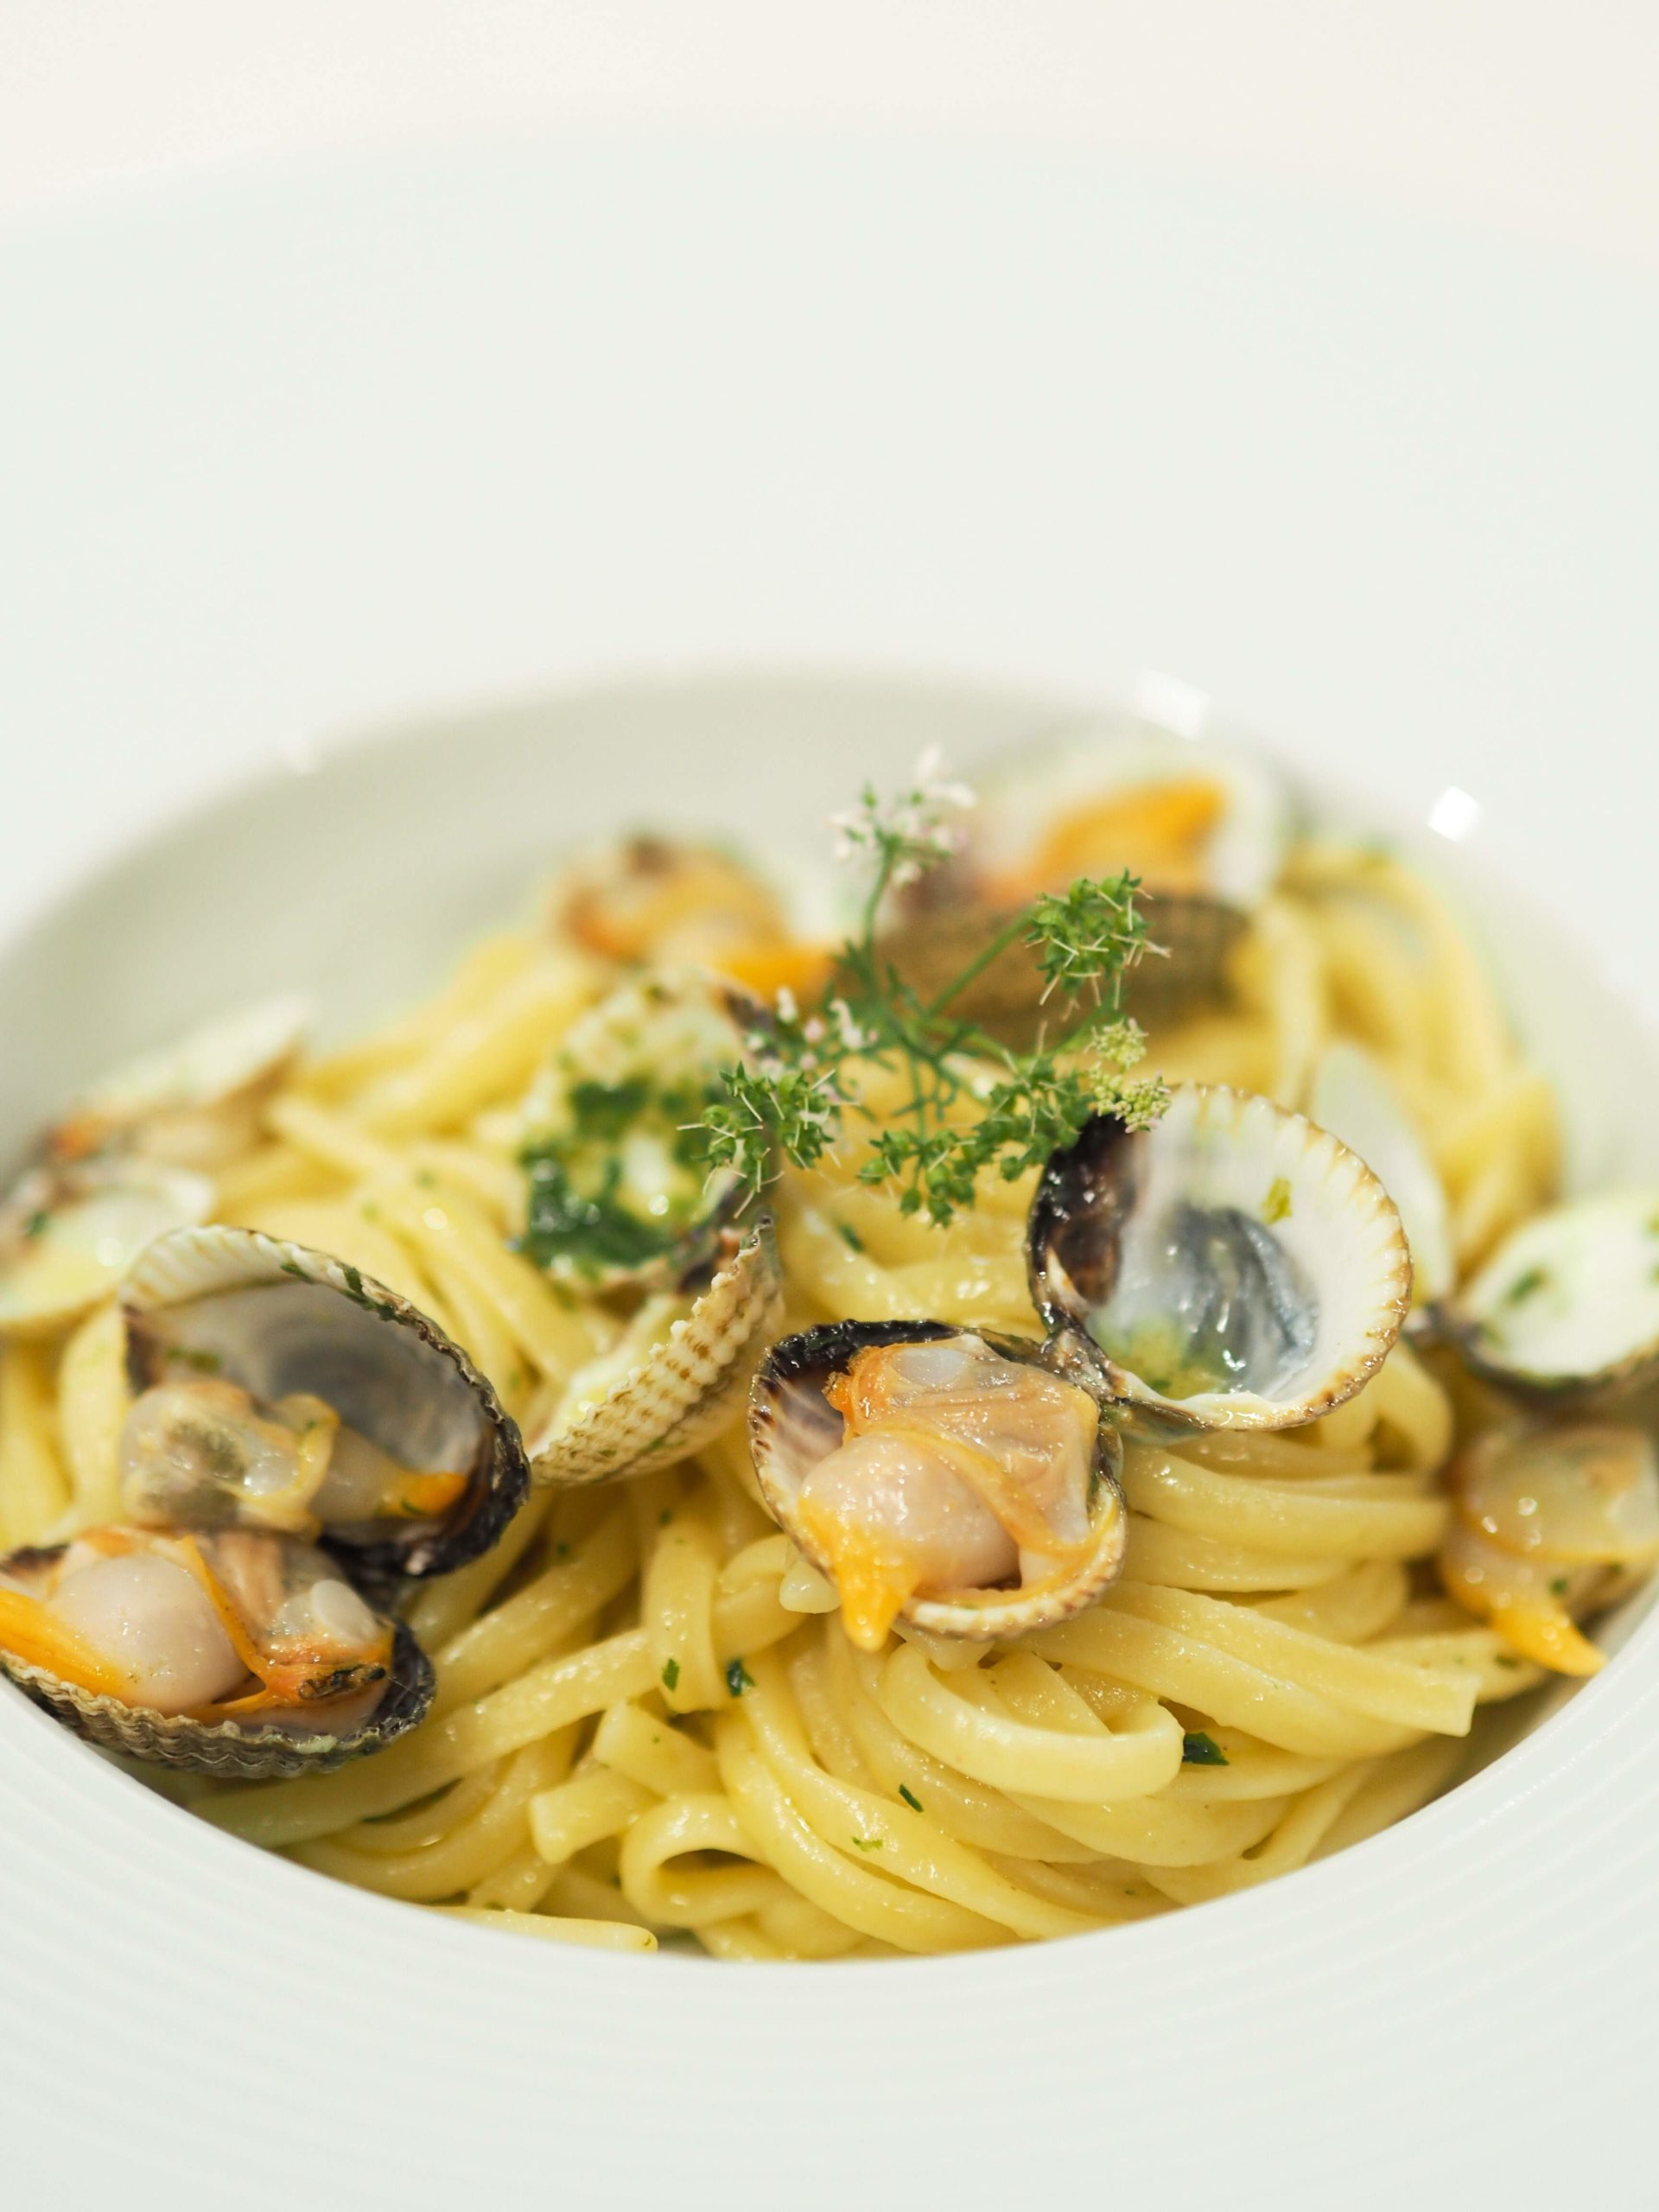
[5,831,1584,1957]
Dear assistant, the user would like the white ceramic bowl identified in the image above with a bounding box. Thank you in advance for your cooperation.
[3,133,1657,2212]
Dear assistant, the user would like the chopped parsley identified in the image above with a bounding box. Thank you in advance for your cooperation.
[1181,1731,1229,1767]
[518,1152,686,1278]
[898,1784,923,1813]
[22,1209,48,1240]
[836,1220,866,1254]
[1549,1574,1570,1598]
[660,1657,681,1693]
[725,1657,753,1699]
[849,1834,882,1853]
[1262,1176,1293,1225]
[1504,1265,1550,1306]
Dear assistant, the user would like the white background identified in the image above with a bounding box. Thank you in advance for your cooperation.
[3,1,1658,271]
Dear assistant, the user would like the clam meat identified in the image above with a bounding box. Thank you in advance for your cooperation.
[121,1225,528,1578]
[749,1321,1126,1651]
[0,1523,433,1775]
[1440,1421,1659,1675]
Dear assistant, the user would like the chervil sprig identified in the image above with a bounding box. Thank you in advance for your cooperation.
[696,753,1168,1225]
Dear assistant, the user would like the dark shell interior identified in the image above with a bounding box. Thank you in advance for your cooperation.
[125,1270,529,1583]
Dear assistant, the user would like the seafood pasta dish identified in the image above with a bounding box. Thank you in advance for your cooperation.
[1,716,1655,1962]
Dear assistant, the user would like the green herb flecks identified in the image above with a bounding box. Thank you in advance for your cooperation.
[1181,1731,1229,1767]
[836,1219,865,1254]
[22,1209,49,1240]
[696,757,1167,1229]
[849,1834,882,1853]
[898,1784,923,1813]
[725,1657,753,1699]
[519,1071,723,1279]
[1504,1266,1550,1306]
[660,1658,681,1693]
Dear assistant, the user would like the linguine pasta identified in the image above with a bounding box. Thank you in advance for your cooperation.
[0,837,1568,1959]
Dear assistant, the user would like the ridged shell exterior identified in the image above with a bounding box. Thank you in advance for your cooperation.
[121,1226,529,1579]
[748,1319,1128,1643]
[1029,1085,1413,1431]
[0,1616,434,1778]
[528,1217,785,1487]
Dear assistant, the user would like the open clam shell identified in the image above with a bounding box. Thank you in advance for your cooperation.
[1440,1190,1659,1400]
[527,1216,784,1488]
[0,1158,213,1338]
[121,1226,529,1579]
[0,1529,434,1778]
[748,1319,1127,1646]
[1029,1084,1412,1431]
[50,993,310,1172]
[880,722,1289,1038]
[517,966,765,1295]
[874,891,1243,1046]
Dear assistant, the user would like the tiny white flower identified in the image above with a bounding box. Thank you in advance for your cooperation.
[775,987,799,1024]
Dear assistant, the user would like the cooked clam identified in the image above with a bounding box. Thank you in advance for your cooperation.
[518,967,760,1293]
[1440,1421,1659,1675]
[1308,1042,1455,1304]
[882,724,1290,1033]
[748,1321,1126,1651]
[549,836,791,974]
[0,1524,433,1776]
[1029,1084,1411,1430]
[0,1159,213,1337]
[527,1216,783,1488]
[50,994,309,1171]
[120,1225,528,1578]
[965,724,1289,915]
[1443,1190,1659,1398]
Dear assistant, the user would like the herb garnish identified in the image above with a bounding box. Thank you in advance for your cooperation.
[1181,1731,1229,1766]
[849,1834,882,1853]
[1504,1266,1550,1306]
[898,1784,923,1813]
[725,1656,753,1699]
[697,753,1167,1227]
[660,1657,681,1693]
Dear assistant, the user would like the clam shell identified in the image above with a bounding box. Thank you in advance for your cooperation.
[1440,1190,1659,1402]
[528,1216,784,1487]
[0,1160,213,1338]
[518,966,766,1296]
[747,1319,1128,1643]
[122,1226,529,1579]
[52,993,310,1172]
[0,1610,433,1778]
[874,889,1243,1046]
[1029,1084,1412,1431]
